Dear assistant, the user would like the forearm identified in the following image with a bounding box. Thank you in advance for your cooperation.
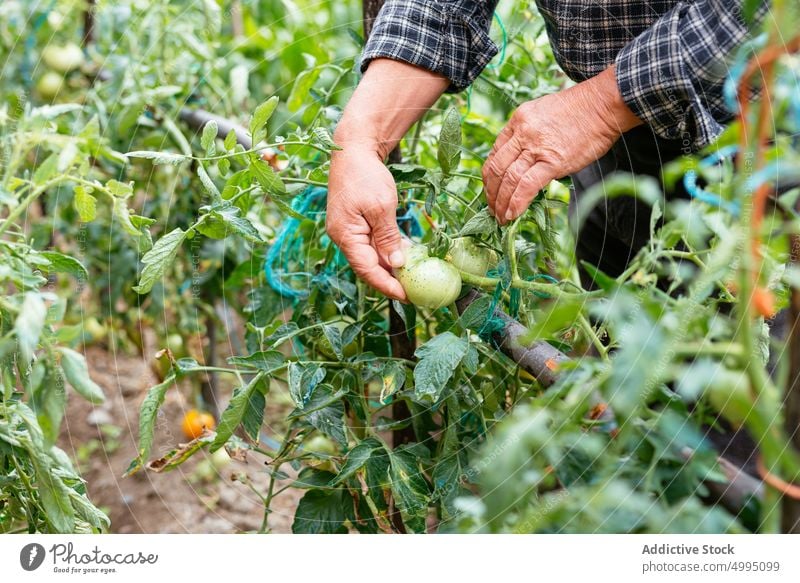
[334,58,450,159]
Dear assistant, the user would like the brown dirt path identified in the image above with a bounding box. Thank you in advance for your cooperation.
[57,346,301,533]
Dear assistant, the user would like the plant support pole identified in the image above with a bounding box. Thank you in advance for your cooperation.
[783,232,800,533]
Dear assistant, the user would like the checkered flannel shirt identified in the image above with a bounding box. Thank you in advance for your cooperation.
[361,0,765,150]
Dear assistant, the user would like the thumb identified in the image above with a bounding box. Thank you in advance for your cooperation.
[367,207,405,269]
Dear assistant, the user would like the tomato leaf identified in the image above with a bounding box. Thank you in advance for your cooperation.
[227,350,285,371]
[211,374,268,451]
[14,293,46,364]
[133,228,187,294]
[58,347,105,404]
[130,377,175,472]
[38,251,88,281]
[287,362,325,409]
[250,158,287,195]
[287,68,321,112]
[292,488,351,534]
[330,437,384,485]
[389,446,431,533]
[73,184,97,222]
[125,150,188,165]
[250,96,279,144]
[437,105,462,176]
[413,332,469,402]
[201,120,218,155]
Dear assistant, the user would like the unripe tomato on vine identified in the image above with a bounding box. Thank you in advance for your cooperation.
[395,245,462,309]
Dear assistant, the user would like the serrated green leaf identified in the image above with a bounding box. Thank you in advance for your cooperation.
[228,350,286,371]
[292,488,351,534]
[126,151,188,165]
[287,362,325,408]
[242,387,267,441]
[74,185,97,222]
[58,348,105,404]
[413,332,469,402]
[196,163,221,199]
[287,69,320,112]
[201,120,218,155]
[458,207,495,237]
[106,179,134,198]
[311,127,341,150]
[133,228,187,294]
[437,106,462,176]
[33,153,58,184]
[34,456,76,533]
[250,158,286,195]
[389,446,430,533]
[270,194,306,220]
[14,293,46,363]
[330,438,383,485]
[223,129,237,151]
[250,96,279,144]
[38,251,88,281]
[113,197,143,237]
[211,374,268,451]
[131,377,174,471]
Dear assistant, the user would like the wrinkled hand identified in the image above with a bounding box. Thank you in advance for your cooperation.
[326,146,408,301]
[483,66,641,224]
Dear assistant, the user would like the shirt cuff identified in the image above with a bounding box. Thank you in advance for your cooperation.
[360,0,498,93]
[614,7,724,151]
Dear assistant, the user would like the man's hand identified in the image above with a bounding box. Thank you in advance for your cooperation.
[327,146,407,300]
[483,65,642,224]
[325,59,449,300]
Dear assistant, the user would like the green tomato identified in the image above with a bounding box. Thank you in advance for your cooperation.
[317,297,340,321]
[36,71,64,100]
[83,317,107,341]
[396,247,462,309]
[317,319,359,359]
[303,434,337,471]
[42,43,84,73]
[447,237,498,276]
[167,333,187,358]
[210,447,231,470]
[707,369,754,426]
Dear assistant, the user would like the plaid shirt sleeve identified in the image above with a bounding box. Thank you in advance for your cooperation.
[360,0,499,93]
[615,0,763,149]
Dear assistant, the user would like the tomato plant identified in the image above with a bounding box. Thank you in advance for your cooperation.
[1,0,799,535]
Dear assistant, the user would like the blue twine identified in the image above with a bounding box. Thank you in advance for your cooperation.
[464,12,508,119]
[722,32,768,114]
[683,145,741,216]
[264,187,327,300]
[485,12,508,71]
[397,203,423,237]
[264,187,424,299]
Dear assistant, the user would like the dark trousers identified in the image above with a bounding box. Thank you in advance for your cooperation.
[569,125,689,287]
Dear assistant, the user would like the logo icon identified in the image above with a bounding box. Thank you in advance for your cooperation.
[20,543,46,571]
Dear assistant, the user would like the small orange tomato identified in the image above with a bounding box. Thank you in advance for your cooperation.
[181,409,216,440]
[752,286,776,319]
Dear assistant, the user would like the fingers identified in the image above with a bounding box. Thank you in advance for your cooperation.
[483,133,522,210]
[364,204,405,269]
[335,226,407,301]
[497,163,556,224]
[493,157,534,221]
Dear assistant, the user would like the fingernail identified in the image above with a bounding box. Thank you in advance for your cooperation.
[389,250,405,268]
[504,209,513,221]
